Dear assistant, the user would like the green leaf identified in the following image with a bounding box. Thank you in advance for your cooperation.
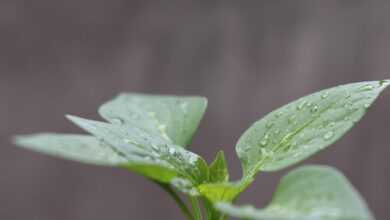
[236,80,389,177]
[13,133,127,166]
[66,115,209,192]
[209,151,229,183]
[98,93,207,147]
[198,179,253,203]
[217,165,375,220]
[14,133,179,182]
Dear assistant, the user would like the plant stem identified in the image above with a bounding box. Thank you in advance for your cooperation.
[190,197,203,220]
[155,181,194,220]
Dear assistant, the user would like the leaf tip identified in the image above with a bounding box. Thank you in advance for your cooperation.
[12,135,24,146]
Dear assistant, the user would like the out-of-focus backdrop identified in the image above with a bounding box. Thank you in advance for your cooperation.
[1,1,390,219]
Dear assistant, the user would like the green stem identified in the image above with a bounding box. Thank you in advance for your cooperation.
[190,197,203,220]
[155,181,194,220]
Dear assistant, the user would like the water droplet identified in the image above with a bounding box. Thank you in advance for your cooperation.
[328,122,336,127]
[111,118,124,125]
[124,139,132,144]
[293,152,301,157]
[260,136,268,146]
[323,131,334,140]
[361,84,374,91]
[345,93,351,99]
[151,144,159,151]
[311,105,319,113]
[274,129,280,135]
[364,103,370,108]
[266,122,274,128]
[306,102,313,107]
[288,115,296,124]
[168,148,176,155]
[321,92,329,99]
[297,101,307,110]
[188,156,198,165]
[276,111,283,118]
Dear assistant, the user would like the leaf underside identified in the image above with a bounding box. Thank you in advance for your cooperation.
[217,165,375,220]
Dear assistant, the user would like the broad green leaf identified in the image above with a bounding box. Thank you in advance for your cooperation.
[14,133,178,182]
[66,115,209,192]
[237,80,389,177]
[98,93,207,147]
[13,133,127,166]
[217,165,374,220]
[208,151,229,183]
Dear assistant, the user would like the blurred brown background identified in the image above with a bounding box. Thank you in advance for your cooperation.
[1,1,390,219]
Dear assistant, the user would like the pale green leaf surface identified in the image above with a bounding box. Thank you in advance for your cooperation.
[14,133,127,166]
[209,151,229,183]
[66,115,208,190]
[217,165,374,220]
[98,93,207,147]
[237,80,389,176]
[14,133,178,183]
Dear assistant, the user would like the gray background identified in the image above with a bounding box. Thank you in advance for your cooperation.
[1,1,390,219]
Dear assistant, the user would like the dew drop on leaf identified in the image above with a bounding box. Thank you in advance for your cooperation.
[266,121,274,128]
[323,131,334,140]
[311,106,319,113]
[321,92,329,99]
[187,155,198,165]
[361,84,374,91]
[260,135,269,146]
[260,139,268,146]
[296,101,306,110]
[111,117,124,125]
[276,111,283,118]
[288,115,296,124]
[168,147,176,155]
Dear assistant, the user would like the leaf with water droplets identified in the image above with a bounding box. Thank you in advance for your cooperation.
[236,80,389,177]
[98,93,207,148]
[63,115,209,189]
[217,165,375,220]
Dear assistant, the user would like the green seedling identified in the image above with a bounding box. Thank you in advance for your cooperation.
[14,80,389,220]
